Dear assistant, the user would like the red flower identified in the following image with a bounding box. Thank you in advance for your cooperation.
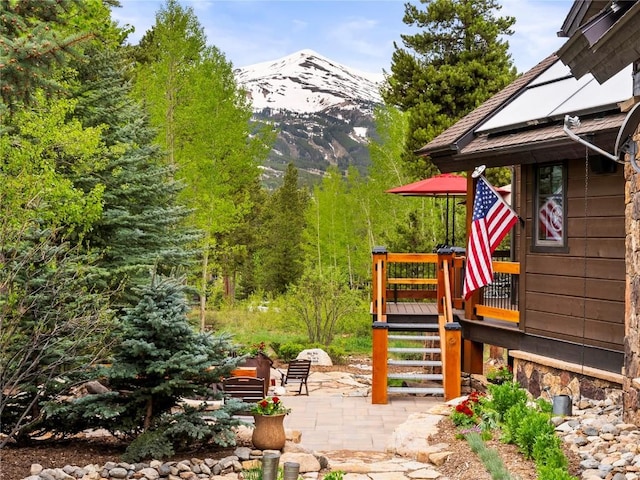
[259,400,268,408]
[272,397,280,404]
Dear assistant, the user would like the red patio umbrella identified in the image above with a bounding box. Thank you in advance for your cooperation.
[386,173,468,196]
[386,173,510,246]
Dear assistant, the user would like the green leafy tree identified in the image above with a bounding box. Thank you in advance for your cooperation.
[304,167,376,288]
[382,0,517,178]
[44,274,243,461]
[287,266,360,345]
[0,231,114,446]
[132,0,274,326]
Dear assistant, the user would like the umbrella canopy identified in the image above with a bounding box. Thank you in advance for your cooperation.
[386,173,510,197]
[385,173,468,196]
[386,173,510,246]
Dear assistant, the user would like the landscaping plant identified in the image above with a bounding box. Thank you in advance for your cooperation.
[450,379,577,479]
[44,274,246,462]
[465,432,516,480]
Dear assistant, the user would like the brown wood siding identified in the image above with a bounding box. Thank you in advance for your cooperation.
[519,161,625,353]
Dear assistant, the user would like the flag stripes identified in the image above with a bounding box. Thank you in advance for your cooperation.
[463,177,518,300]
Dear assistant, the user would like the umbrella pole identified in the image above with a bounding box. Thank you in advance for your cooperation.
[452,199,455,245]
[445,194,450,246]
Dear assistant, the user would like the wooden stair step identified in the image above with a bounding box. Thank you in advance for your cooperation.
[387,373,443,381]
[389,347,441,354]
[386,323,439,331]
[388,359,442,367]
[388,335,440,341]
[387,386,444,395]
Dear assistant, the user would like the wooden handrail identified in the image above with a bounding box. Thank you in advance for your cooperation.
[442,260,454,324]
[386,252,438,263]
[493,261,520,274]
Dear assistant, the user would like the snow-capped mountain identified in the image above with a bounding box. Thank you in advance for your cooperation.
[235,50,384,188]
[236,49,382,114]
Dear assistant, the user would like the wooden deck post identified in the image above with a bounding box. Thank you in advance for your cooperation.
[463,339,484,375]
[444,322,462,400]
[436,248,454,315]
[372,246,388,321]
[372,321,389,404]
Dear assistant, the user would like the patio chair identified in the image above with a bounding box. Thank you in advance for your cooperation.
[222,376,266,403]
[280,359,311,395]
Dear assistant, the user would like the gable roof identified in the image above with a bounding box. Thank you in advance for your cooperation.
[557,0,640,84]
[417,53,633,174]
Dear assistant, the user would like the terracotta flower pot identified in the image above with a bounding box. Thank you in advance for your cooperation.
[252,414,286,450]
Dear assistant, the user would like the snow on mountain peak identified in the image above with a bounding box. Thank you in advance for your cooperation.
[236,49,382,114]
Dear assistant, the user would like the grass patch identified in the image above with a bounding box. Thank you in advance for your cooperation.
[465,432,516,480]
[196,296,372,360]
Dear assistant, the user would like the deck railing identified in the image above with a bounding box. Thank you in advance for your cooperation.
[371,247,519,403]
[372,247,520,323]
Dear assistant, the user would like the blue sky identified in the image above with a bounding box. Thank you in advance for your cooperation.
[112,0,573,76]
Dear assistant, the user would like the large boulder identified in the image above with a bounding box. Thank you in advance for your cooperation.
[297,349,332,366]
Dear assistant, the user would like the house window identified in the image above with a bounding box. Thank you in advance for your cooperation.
[534,163,566,250]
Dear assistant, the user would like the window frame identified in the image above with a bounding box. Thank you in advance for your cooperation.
[532,161,568,253]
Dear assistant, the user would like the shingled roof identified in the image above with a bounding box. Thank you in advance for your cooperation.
[415,54,558,158]
[415,51,632,174]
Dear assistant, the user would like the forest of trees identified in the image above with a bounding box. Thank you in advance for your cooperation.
[0,0,516,459]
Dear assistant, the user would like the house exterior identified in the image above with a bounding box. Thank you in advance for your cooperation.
[415,0,640,407]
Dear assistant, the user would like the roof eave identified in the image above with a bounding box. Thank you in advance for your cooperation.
[431,125,621,173]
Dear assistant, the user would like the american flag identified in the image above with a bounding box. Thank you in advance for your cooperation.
[463,177,519,300]
[538,195,562,241]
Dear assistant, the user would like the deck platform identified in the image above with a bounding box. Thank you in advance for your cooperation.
[386,302,439,316]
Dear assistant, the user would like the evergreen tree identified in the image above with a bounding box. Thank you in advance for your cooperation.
[0,0,98,114]
[70,46,199,304]
[257,164,309,295]
[382,0,517,178]
[44,274,243,461]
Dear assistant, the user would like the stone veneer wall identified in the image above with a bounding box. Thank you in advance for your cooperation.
[511,352,622,402]
[624,127,640,425]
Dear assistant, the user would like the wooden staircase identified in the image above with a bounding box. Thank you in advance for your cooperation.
[386,321,444,396]
[371,248,463,404]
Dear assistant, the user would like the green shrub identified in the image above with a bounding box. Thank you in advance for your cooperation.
[277,343,306,362]
[327,345,346,364]
[322,471,345,480]
[532,432,568,469]
[514,410,554,459]
[537,465,578,480]
[535,397,553,414]
[485,381,528,421]
[501,402,528,444]
[465,432,515,480]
